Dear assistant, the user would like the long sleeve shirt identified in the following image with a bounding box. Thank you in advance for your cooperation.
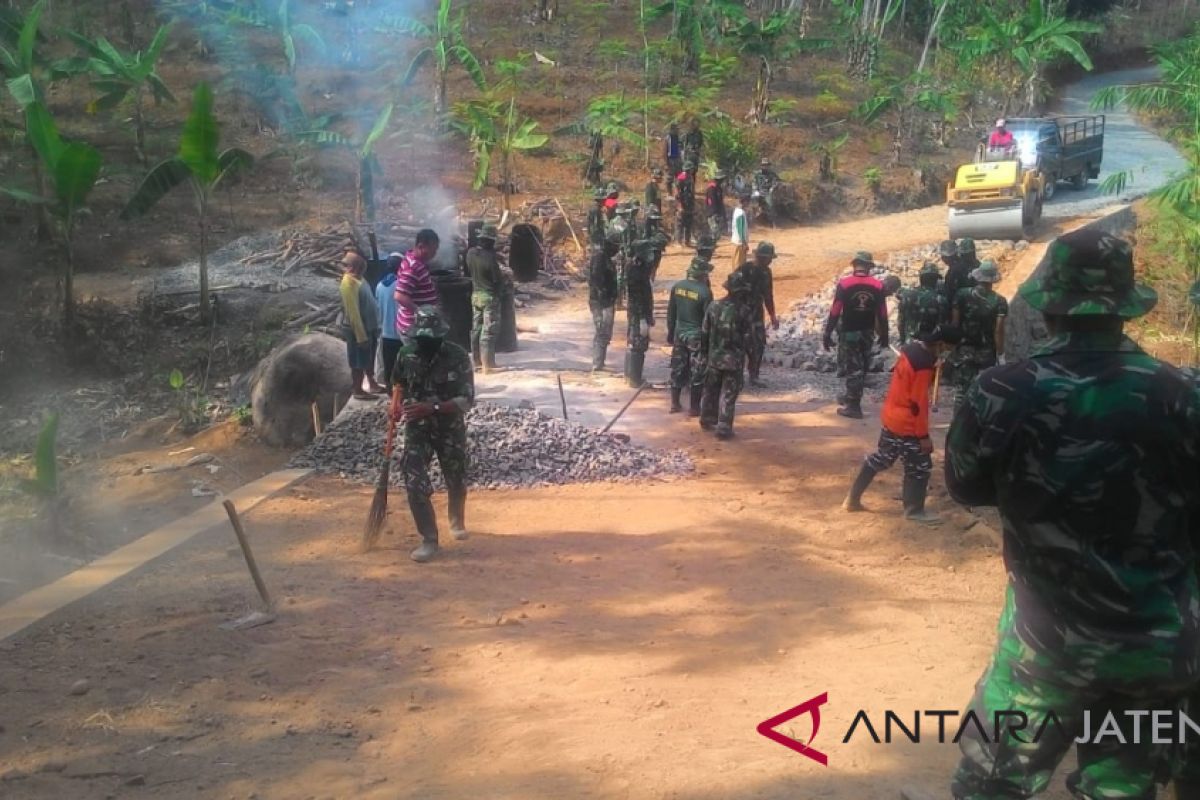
[731,207,748,247]
[340,274,368,343]
[375,274,400,340]
[880,342,936,438]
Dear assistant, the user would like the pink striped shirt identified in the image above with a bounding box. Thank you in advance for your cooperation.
[394,249,440,335]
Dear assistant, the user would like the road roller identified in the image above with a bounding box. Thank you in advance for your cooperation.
[946,155,1045,241]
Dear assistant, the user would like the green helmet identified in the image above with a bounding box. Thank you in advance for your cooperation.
[1017,229,1157,318]
[724,271,752,295]
[755,241,777,258]
[410,305,449,339]
[957,238,976,256]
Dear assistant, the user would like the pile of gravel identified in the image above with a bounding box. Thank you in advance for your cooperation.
[289,401,694,489]
[765,239,1024,375]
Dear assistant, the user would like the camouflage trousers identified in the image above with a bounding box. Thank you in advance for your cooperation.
[669,334,706,390]
[400,421,468,499]
[700,366,743,435]
[590,300,615,346]
[748,320,767,381]
[707,213,726,241]
[627,309,651,354]
[837,330,874,404]
[471,293,499,352]
[675,209,695,246]
[952,586,1185,800]
[950,345,997,414]
[864,427,931,483]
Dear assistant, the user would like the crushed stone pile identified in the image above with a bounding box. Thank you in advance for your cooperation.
[765,239,1024,375]
[289,401,694,490]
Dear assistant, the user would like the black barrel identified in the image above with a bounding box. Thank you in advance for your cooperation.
[497,276,518,353]
[509,223,542,283]
[432,271,473,352]
[467,220,485,250]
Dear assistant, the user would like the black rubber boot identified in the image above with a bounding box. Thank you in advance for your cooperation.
[903,474,941,525]
[842,463,877,512]
[669,387,683,413]
[837,401,864,419]
[627,352,645,388]
[408,494,440,562]
[688,386,703,417]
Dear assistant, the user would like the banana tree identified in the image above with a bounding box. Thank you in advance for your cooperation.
[276,0,325,74]
[1,0,52,240]
[388,0,486,122]
[296,104,393,223]
[1,102,103,331]
[65,24,176,163]
[454,97,547,211]
[121,83,253,321]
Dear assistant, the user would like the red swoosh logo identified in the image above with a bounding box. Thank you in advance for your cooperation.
[756,693,829,766]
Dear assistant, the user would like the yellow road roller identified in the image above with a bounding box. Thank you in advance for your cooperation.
[946,155,1045,241]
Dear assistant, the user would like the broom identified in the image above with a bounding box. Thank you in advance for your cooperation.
[362,386,403,552]
[931,359,944,412]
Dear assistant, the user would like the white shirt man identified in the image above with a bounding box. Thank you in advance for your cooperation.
[730,195,750,270]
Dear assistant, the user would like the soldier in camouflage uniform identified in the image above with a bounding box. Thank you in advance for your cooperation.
[608,203,634,308]
[467,223,503,374]
[943,237,980,314]
[675,161,697,247]
[949,260,1007,413]
[700,271,756,439]
[624,238,658,388]
[588,240,619,372]
[898,262,947,344]
[644,207,670,280]
[936,228,1200,800]
[667,241,715,415]
[645,168,663,215]
[683,119,704,166]
[734,241,780,387]
[390,306,475,563]
[824,252,888,418]
[586,188,608,251]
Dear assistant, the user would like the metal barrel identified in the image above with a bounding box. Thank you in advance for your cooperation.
[432,271,473,352]
[509,224,543,282]
[497,276,518,353]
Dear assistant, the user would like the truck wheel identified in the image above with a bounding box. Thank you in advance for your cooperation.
[1071,169,1089,190]
[1043,179,1056,200]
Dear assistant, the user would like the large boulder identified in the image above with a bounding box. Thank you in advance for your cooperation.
[250,333,350,447]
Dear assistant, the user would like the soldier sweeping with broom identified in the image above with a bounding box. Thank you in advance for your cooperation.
[362,306,474,562]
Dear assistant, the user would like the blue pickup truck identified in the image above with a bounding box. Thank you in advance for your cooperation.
[1004,115,1106,199]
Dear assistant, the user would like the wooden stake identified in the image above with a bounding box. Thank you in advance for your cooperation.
[556,374,569,420]
[553,197,583,253]
[222,500,272,610]
[311,402,322,436]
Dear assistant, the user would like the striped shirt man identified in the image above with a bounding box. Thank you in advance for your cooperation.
[394,236,441,338]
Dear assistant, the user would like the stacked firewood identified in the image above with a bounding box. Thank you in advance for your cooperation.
[240,223,361,278]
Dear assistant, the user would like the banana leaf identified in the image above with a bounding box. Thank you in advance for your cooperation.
[121,156,191,219]
[179,83,220,185]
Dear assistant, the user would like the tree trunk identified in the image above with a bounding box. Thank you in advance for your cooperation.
[917,0,949,74]
[750,57,772,125]
[436,68,448,123]
[199,203,211,322]
[30,144,52,243]
[134,92,147,165]
[355,158,365,223]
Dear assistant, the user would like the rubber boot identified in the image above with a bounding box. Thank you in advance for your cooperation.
[408,494,440,562]
[447,480,468,541]
[842,463,877,512]
[482,342,498,375]
[627,352,645,388]
[902,474,941,525]
[688,386,703,417]
[837,400,864,419]
[592,342,608,372]
[669,386,683,413]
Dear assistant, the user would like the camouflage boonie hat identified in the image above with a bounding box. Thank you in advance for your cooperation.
[687,258,714,277]
[852,250,874,267]
[957,238,976,255]
[1018,229,1157,318]
[606,182,619,197]
[695,235,716,253]
[756,241,776,258]
[971,259,1001,284]
[410,305,450,339]
[478,223,498,241]
[919,261,941,278]
[938,240,957,257]
[724,271,752,294]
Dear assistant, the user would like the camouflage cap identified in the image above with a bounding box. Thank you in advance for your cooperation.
[938,239,957,257]
[852,250,874,267]
[687,257,714,277]
[1017,229,1157,319]
[478,223,498,241]
[971,259,1001,284]
[756,241,777,258]
[695,234,716,252]
[919,260,941,278]
[410,305,450,339]
[957,237,976,255]
[724,271,752,294]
